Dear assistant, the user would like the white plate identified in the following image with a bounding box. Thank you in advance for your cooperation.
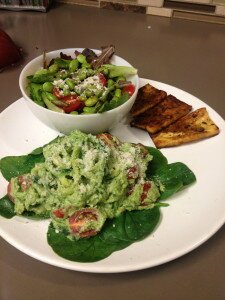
[0,78,225,273]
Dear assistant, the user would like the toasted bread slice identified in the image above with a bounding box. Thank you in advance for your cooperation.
[131,95,192,134]
[130,84,167,117]
[152,107,220,148]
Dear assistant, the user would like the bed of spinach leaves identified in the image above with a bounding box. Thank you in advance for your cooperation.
[0,143,196,262]
[47,207,160,262]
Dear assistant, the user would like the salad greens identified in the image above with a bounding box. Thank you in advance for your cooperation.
[27,47,137,115]
[0,135,196,262]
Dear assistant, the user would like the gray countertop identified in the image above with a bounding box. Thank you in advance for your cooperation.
[0,3,225,300]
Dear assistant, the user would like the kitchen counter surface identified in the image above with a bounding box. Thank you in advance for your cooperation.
[0,3,225,300]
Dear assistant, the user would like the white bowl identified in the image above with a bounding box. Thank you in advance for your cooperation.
[19,48,139,134]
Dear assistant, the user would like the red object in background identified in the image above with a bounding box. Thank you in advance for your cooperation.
[0,29,22,70]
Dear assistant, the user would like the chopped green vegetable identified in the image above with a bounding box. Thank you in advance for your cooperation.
[29,83,45,107]
[103,64,138,78]
[42,92,65,113]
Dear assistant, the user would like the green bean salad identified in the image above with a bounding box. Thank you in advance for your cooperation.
[27,49,137,114]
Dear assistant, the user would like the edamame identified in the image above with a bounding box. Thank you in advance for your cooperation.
[27,48,137,114]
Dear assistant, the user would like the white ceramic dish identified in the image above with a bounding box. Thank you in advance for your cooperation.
[0,78,225,273]
[19,48,139,134]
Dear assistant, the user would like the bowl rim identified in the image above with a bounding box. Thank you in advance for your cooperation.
[19,48,139,118]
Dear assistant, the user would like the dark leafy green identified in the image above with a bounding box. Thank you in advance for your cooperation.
[0,195,49,219]
[0,136,60,182]
[150,162,196,200]
[30,73,55,84]
[0,195,15,219]
[29,83,45,107]
[146,147,196,200]
[53,58,71,69]
[0,151,45,182]
[22,211,50,220]
[147,147,168,175]
[47,207,160,262]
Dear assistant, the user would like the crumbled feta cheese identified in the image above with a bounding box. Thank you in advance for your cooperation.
[53,79,64,86]
[75,75,103,94]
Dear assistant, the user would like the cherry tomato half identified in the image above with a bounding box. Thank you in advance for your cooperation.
[18,175,32,192]
[98,73,107,86]
[122,84,135,96]
[62,97,84,113]
[140,182,151,206]
[7,180,15,203]
[53,208,65,218]
[69,208,99,238]
[127,166,139,180]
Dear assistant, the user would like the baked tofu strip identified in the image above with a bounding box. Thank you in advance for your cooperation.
[130,84,167,117]
[152,107,220,148]
[131,95,192,134]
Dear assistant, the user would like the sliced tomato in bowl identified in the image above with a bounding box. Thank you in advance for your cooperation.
[122,84,135,96]
[68,208,104,238]
[61,96,84,113]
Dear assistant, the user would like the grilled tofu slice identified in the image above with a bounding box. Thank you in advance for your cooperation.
[130,83,167,117]
[152,107,220,148]
[131,95,192,134]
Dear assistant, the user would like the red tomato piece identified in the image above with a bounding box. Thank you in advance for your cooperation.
[143,182,151,192]
[126,186,134,196]
[17,175,32,191]
[53,208,65,218]
[140,182,151,205]
[62,98,84,113]
[122,84,135,96]
[98,73,107,86]
[53,87,63,99]
[53,88,83,113]
[69,208,98,238]
[7,181,15,203]
[127,166,138,180]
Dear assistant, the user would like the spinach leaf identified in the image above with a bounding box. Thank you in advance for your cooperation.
[0,195,49,220]
[151,162,196,200]
[146,148,196,200]
[0,137,60,182]
[147,147,168,175]
[47,207,160,262]
[0,152,45,182]
[0,195,15,219]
